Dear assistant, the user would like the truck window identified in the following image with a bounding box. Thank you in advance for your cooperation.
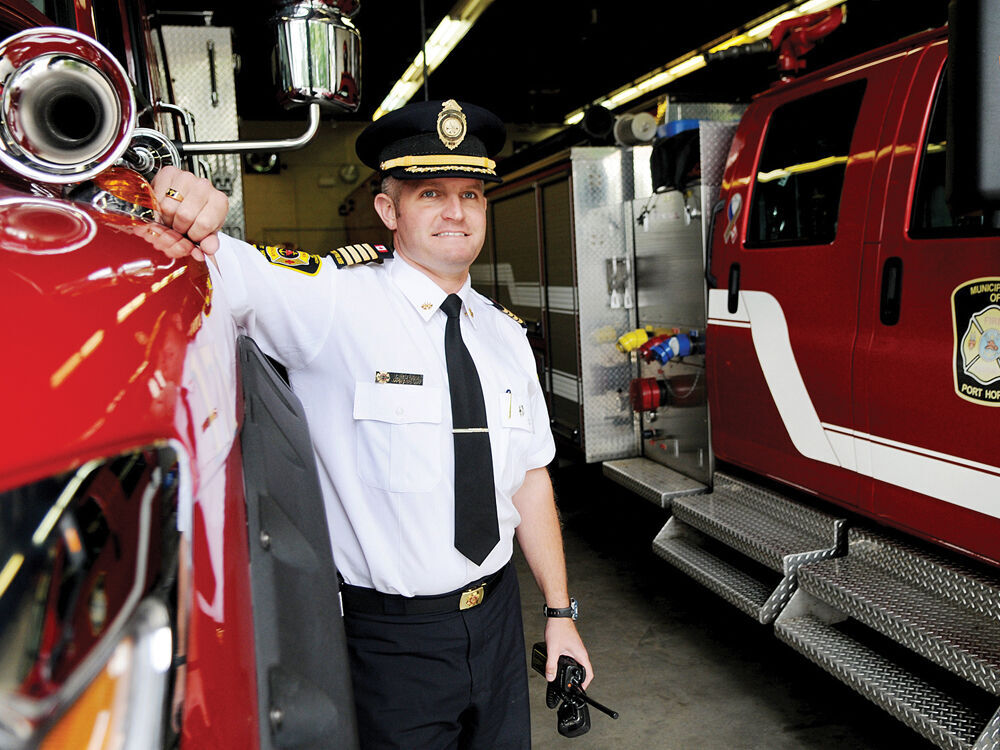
[910,71,1000,237]
[747,80,866,247]
[22,0,74,27]
[92,0,127,79]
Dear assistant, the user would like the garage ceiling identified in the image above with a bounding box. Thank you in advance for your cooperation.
[159,0,949,127]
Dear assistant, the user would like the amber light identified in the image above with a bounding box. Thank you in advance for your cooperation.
[91,167,160,215]
[39,639,132,750]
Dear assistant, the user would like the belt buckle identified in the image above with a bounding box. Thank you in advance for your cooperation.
[459,584,485,610]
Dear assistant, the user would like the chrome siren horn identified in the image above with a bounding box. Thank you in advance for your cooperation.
[0,27,136,183]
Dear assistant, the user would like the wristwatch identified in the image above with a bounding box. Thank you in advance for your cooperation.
[542,598,578,621]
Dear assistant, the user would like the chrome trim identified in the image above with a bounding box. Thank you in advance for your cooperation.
[123,127,182,177]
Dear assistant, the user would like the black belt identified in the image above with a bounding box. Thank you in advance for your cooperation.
[340,563,509,616]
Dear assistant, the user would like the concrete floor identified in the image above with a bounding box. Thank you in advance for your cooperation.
[516,463,938,750]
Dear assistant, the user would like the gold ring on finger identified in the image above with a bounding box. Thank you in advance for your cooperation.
[165,188,184,202]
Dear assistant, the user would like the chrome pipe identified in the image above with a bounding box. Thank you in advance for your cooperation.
[176,102,321,155]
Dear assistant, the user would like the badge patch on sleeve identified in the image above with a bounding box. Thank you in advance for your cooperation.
[953,277,1000,406]
[255,244,322,275]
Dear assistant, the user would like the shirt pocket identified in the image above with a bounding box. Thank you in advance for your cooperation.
[495,385,534,491]
[354,382,443,492]
[498,387,533,432]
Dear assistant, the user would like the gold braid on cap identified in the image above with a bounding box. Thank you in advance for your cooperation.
[402,165,496,175]
[379,154,497,171]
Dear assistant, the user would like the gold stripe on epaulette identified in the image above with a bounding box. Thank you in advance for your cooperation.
[329,242,394,268]
[486,297,526,327]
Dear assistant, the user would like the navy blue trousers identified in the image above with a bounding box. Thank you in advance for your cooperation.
[343,563,531,750]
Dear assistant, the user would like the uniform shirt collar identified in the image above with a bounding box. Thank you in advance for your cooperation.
[389,255,479,327]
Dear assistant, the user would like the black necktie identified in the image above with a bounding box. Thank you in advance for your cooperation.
[441,294,499,565]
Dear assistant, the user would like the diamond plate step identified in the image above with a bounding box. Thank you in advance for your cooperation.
[671,472,845,572]
[653,517,774,622]
[775,609,1000,750]
[602,457,706,509]
[795,528,1000,696]
[651,475,847,624]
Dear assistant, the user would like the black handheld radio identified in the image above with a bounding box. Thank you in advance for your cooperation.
[531,642,619,738]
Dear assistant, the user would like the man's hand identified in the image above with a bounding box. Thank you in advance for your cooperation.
[544,617,594,690]
[150,165,229,261]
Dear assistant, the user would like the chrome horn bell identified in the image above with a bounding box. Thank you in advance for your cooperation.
[0,27,136,183]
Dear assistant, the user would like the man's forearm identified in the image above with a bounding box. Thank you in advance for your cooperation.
[512,466,594,687]
[512,467,570,608]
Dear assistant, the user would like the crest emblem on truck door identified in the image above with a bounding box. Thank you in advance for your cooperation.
[953,278,1000,405]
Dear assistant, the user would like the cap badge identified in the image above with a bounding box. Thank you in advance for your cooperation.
[437,99,467,150]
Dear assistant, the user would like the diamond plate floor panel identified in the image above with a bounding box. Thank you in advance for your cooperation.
[653,522,773,622]
[602,458,707,509]
[776,613,994,750]
[798,530,1000,696]
[671,473,844,572]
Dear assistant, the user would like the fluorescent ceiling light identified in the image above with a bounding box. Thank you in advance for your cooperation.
[563,0,844,125]
[374,0,495,120]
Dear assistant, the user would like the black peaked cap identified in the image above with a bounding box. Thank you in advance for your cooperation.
[356,99,505,183]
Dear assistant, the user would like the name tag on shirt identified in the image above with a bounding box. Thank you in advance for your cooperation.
[375,371,424,386]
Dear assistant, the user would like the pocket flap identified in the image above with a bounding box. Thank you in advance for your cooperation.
[353,382,442,424]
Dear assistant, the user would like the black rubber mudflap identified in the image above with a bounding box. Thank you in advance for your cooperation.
[238,336,359,750]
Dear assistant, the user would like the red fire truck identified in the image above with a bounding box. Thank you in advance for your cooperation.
[0,1,360,747]
[618,15,1000,750]
[474,6,1000,749]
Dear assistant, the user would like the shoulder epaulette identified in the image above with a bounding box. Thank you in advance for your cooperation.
[328,243,394,268]
[486,296,526,328]
[254,244,322,275]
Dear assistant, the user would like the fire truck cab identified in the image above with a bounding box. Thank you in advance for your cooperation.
[708,26,1000,562]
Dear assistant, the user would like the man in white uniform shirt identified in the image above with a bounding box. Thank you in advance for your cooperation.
[152,98,591,749]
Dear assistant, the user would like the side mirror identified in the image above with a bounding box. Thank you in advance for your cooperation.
[273,0,362,113]
[178,1,362,157]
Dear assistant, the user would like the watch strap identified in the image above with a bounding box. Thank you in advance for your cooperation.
[542,597,578,620]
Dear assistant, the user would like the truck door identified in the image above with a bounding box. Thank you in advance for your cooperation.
[859,42,1000,562]
[709,58,902,509]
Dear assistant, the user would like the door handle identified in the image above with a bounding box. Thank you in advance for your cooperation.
[879,256,903,325]
[727,263,741,314]
[207,40,219,107]
[705,199,726,288]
